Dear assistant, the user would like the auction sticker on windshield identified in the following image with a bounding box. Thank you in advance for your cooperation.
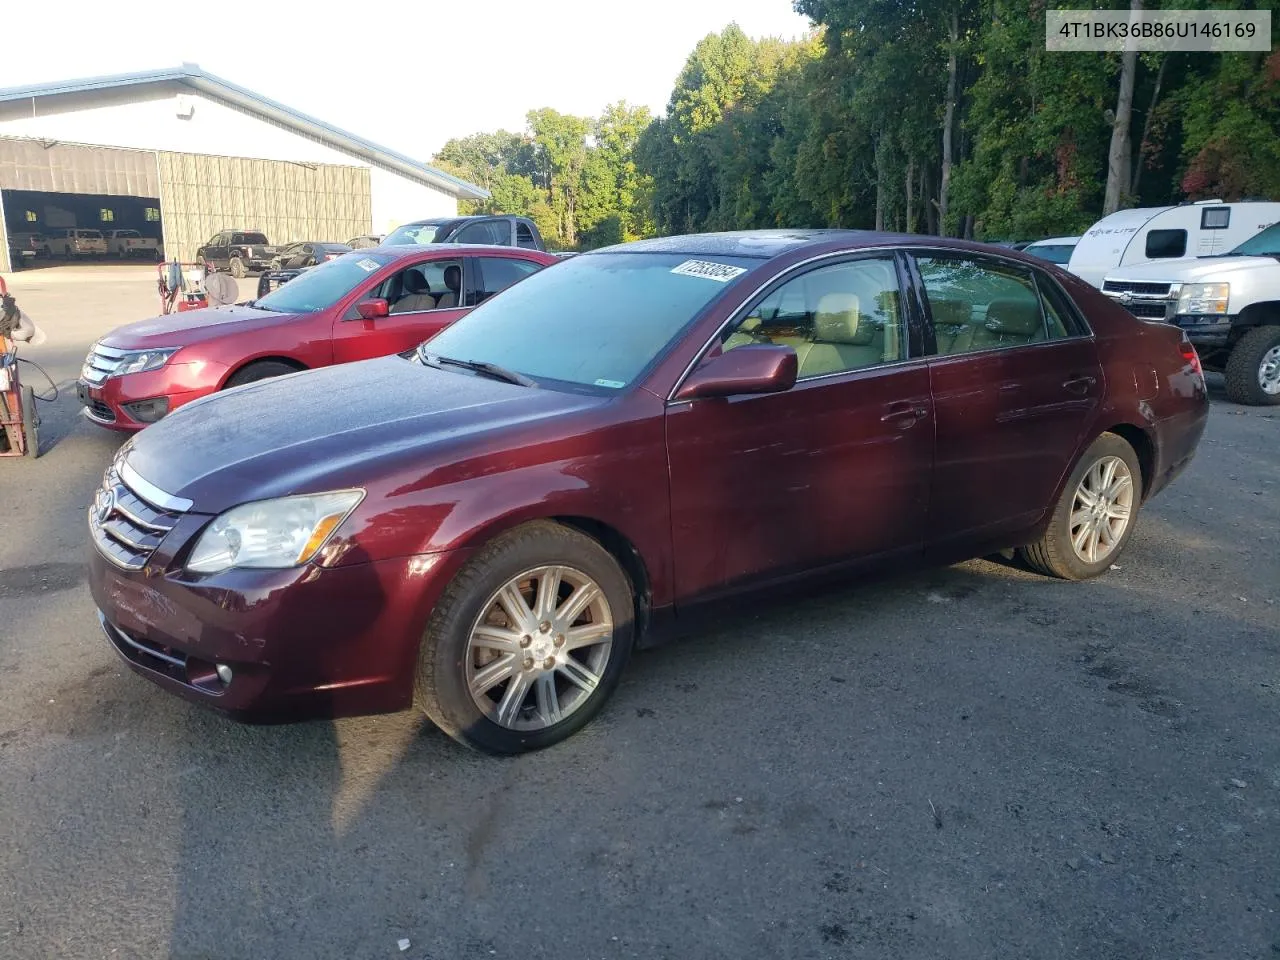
[670,259,748,282]
[356,258,380,272]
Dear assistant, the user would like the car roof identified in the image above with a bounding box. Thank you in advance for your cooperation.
[588,229,1058,262]
[349,244,554,263]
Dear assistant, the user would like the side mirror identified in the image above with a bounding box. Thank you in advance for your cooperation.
[357,298,389,320]
[673,344,798,401]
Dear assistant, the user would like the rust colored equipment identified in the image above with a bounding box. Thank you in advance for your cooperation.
[0,277,40,457]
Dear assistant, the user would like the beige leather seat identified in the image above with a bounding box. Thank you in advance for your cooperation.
[799,293,883,377]
[930,298,972,354]
[434,264,462,309]
[972,297,1043,349]
[391,269,436,314]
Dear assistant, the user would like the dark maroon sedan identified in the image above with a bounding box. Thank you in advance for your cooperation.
[88,231,1208,753]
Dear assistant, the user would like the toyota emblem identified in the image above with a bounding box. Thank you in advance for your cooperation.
[94,487,115,524]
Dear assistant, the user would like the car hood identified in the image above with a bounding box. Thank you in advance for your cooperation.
[122,356,603,512]
[99,304,305,350]
[1104,255,1276,284]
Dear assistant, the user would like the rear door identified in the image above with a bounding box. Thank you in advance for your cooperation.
[910,251,1102,559]
[330,255,471,363]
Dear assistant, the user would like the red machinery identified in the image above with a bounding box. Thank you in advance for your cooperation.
[158,260,210,314]
[0,277,40,458]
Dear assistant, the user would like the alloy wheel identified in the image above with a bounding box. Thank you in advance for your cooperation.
[1069,455,1134,564]
[1259,344,1280,395]
[465,565,614,731]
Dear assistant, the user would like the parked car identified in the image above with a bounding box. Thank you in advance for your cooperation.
[7,233,40,268]
[1101,220,1280,404]
[42,227,107,258]
[105,229,161,260]
[196,230,278,278]
[383,215,545,251]
[76,245,556,430]
[346,234,385,249]
[1069,200,1280,288]
[269,241,353,271]
[87,230,1208,754]
[1022,236,1080,265]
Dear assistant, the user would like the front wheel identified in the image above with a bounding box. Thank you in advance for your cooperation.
[415,521,635,754]
[224,360,300,388]
[1224,325,1280,406]
[1018,432,1141,580]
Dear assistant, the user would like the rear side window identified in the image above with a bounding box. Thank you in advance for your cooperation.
[1145,229,1187,258]
[516,222,538,249]
[473,257,542,305]
[916,255,1068,355]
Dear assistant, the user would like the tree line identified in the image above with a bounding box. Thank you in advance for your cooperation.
[433,1,1280,249]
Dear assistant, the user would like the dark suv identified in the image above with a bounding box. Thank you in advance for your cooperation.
[383,215,544,251]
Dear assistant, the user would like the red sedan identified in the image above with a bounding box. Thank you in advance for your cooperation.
[77,245,558,429]
[88,231,1208,753]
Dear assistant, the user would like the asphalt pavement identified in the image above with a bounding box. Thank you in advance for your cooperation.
[1,267,1277,959]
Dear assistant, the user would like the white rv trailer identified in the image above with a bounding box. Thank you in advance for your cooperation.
[1067,200,1280,288]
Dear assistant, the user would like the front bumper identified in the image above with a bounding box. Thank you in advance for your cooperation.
[77,362,224,431]
[89,544,468,720]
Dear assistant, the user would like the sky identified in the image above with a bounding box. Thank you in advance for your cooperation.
[3,0,812,162]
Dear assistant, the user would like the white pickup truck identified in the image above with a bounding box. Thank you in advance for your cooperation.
[106,229,161,260]
[1101,222,1280,405]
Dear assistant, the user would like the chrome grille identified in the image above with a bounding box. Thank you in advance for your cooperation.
[89,462,185,570]
[1102,280,1174,297]
[81,343,130,386]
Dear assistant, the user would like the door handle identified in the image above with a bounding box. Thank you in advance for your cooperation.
[1062,374,1097,395]
[880,400,928,424]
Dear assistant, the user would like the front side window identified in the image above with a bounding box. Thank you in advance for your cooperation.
[454,220,511,246]
[917,255,1062,355]
[471,257,542,305]
[717,257,905,379]
[422,252,757,391]
[371,259,463,314]
[1145,229,1187,258]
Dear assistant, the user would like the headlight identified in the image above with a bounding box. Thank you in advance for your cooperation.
[186,490,364,574]
[1176,283,1229,315]
[116,348,180,376]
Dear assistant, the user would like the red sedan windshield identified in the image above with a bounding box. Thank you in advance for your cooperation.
[254,252,395,313]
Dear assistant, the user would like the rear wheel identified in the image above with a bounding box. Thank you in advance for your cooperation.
[415,520,635,754]
[1224,325,1280,406]
[20,385,39,458]
[224,360,300,388]
[1019,432,1141,580]
[229,255,246,279]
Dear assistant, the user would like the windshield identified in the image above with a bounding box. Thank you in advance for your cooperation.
[421,252,758,391]
[384,222,443,245]
[81,230,103,239]
[1024,243,1075,264]
[1227,223,1280,256]
[116,230,140,238]
[254,252,392,313]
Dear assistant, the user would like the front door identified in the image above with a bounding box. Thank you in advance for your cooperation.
[912,252,1103,556]
[331,256,470,363]
[666,254,935,603]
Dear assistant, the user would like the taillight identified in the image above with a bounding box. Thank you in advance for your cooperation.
[324,254,335,261]
[1180,336,1203,376]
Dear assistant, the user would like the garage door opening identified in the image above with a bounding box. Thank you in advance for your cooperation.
[4,190,163,271]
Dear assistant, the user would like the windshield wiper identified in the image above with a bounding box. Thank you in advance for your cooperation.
[422,353,536,387]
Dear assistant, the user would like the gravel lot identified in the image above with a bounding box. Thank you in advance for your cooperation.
[1,266,1277,960]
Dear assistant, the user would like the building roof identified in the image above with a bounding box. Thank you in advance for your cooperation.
[0,64,488,201]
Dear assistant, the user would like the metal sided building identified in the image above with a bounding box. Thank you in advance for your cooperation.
[0,64,488,271]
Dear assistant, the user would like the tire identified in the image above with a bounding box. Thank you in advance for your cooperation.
[1223,325,1280,406]
[20,385,39,458]
[1018,432,1142,581]
[224,360,301,388]
[414,520,635,754]
[229,255,246,279]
